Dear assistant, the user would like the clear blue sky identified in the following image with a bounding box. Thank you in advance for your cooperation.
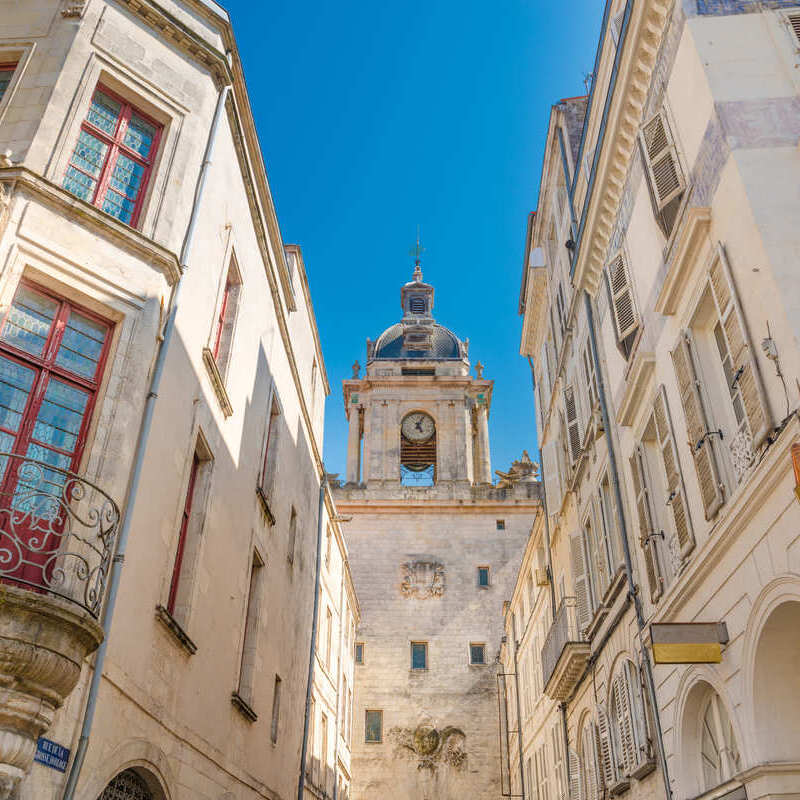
[226,0,602,478]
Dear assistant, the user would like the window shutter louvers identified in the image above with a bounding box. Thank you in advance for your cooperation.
[788,13,800,45]
[653,387,694,559]
[631,660,653,764]
[642,113,684,236]
[630,447,663,603]
[614,672,637,775]
[583,724,602,800]
[569,748,583,800]
[671,332,724,520]
[569,530,593,634]
[709,249,770,450]
[596,706,616,787]
[543,439,564,520]
[608,253,639,342]
[565,384,582,463]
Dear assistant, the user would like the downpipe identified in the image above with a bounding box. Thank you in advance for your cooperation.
[298,473,327,800]
[62,83,231,800]
[510,613,526,800]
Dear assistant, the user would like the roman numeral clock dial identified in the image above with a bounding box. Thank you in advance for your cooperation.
[402,412,435,442]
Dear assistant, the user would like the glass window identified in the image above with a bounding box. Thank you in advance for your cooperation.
[365,710,382,743]
[701,693,741,790]
[478,566,490,588]
[496,519,505,530]
[0,63,16,103]
[63,85,161,228]
[354,642,364,664]
[411,641,427,670]
[470,643,486,665]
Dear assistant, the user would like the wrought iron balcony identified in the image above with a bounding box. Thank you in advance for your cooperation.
[541,596,590,701]
[0,453,120,618]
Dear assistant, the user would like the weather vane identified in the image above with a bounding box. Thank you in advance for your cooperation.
[409,225,425,281]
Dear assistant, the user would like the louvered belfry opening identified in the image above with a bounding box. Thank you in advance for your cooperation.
[409,295,426,313]
[401,422,437,478]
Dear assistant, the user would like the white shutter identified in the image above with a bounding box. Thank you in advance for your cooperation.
[641,112,684,236]
[543,439,564,521]
[709,247,770,449]
[613,672,637,775]
[671,331,724,520]
[607,253,639,342]
[569,531,593,635]
[788,12,800,45]
[540,341,551,410]
[630,446,663,603]
[596,705,616,787]
[628,660,651,765]
[564,384,583,463]
[583,340,599,412]
[569,747,583,800]
[582,723,602,800]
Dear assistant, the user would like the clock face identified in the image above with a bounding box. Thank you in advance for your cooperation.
[402,412,435,442]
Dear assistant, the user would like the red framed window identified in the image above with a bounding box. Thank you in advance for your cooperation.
[63,84,161,227]
[0,63,17,103]
[167,452,200,615]
[213,275,233,361]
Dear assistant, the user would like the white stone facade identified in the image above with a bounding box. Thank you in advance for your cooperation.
[519,3,800,800]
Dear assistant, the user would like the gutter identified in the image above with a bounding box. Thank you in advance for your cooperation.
[510,613,527,800]
[61,82,232,800]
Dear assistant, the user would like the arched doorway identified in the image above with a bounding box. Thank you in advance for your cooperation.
[98,768,160,800]
[753,600,800,761]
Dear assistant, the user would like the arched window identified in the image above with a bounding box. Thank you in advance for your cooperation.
[700,692,740,790]
[98,769,154,800]
[580,721,602,800]
[400,412,436,486]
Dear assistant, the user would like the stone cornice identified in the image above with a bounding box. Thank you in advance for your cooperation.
[616,351,655,427]
[573,0,672,296]
[0,167,180,284]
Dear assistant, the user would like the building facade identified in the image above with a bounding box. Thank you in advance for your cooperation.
[0,1,354,799]
[520,3,800,800]
[333,265,540,800]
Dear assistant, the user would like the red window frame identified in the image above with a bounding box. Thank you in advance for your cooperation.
[0,63,17,102]
[167,452,200,615]
[0,279,113,474]
[66,84,162,228]
[213,276,233,361]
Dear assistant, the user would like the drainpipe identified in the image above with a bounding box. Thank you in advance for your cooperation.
[298,473,327,800]
[332,523,346,800]
[510,613,526,800]
[61,82,232,800]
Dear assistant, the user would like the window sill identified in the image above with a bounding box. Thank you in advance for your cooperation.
[609,778,631,796]
[202,347,233,418]
[630,757,656,780]
[256,486,276,526]
[231,691,258,722]
[155,604,197,655]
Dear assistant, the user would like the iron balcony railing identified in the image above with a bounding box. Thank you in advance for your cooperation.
[541,596,586,690]
[0,453,120,618]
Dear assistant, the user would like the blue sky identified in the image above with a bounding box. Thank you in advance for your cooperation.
[226,0,603,478]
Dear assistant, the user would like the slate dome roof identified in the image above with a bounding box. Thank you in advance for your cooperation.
[373,322,462,360]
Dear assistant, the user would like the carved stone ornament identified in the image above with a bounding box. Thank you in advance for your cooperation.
[61,0,87,17]
[389,723,467,772]
[400,559,445,599]
[0,585,103,798]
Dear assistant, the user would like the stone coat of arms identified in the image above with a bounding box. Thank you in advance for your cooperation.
[400,558,445,599]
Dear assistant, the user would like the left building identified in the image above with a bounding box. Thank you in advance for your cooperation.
[0,2,347,799]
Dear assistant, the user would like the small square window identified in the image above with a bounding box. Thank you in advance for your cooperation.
[411,641,427,670]
[365,709,382,743]
[470,643,486,665]
[355,642,364,665]
[496,519,505,530]
[477,567,490,588]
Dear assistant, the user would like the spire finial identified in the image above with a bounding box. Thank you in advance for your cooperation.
[409,225,425,282]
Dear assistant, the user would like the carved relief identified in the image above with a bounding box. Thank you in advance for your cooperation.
[389,723,467,772]
[400,558,444,599]
[61,0,87,17]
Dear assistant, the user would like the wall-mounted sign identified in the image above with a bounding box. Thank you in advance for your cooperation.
[650,622,728,664]
[34,738,70,772]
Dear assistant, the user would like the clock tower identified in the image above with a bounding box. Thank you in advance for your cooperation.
[333,263,540,799]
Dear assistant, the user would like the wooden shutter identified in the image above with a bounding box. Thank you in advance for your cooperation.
[583,340,599,411]
[654,387,695,558]
[587,499,610,599]
[565,384,582,463]
[788,13,800,45]
[543,439,564,521]
[629,446,663,603]
[569,530,593,634]
[583,724,601,800]
[629,660,652,764]
[642,112,683,236]
[596,706,616,787]
[540,341,551,409]
[607,253,639,342]
[569,748,583,800]
[671,332,724,520]
[710,247,770,449]
[613,672,637,775]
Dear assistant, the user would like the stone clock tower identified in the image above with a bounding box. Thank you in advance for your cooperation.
[333,263,540,799]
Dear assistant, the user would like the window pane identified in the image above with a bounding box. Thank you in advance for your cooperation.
[0,69,14,102]
[101,188,136,224]
[55,310,107,380]
[355,643,363,664]
[71,130,109,179]
[86,91,121,134]
[411,643,426,670]
[123,113,156,157]
[0,356,35,435]
[108,152,145,200]
[30,378,89,454]
[470,644,486,664]
[0,286,58,356]
[365,711,382,742]
[478,567,489,587]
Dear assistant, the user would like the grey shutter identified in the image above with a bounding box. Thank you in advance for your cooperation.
[583,723,602,800]
[569,530,592,635]
[653,387,695,559]
[607,253,639,342]
[671,331,724,520]
[642,113,684,236]
[543,439,564,522]
[588,497,611,598]
[788,12,800,44]
[569,747,583,800]
[596,706,616,787]
[710,246,770,449]
[565,384,582,464]
[629,446,663,603]
[613,673,636,775]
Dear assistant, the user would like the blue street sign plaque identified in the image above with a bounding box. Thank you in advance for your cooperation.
[34,738,70,772]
